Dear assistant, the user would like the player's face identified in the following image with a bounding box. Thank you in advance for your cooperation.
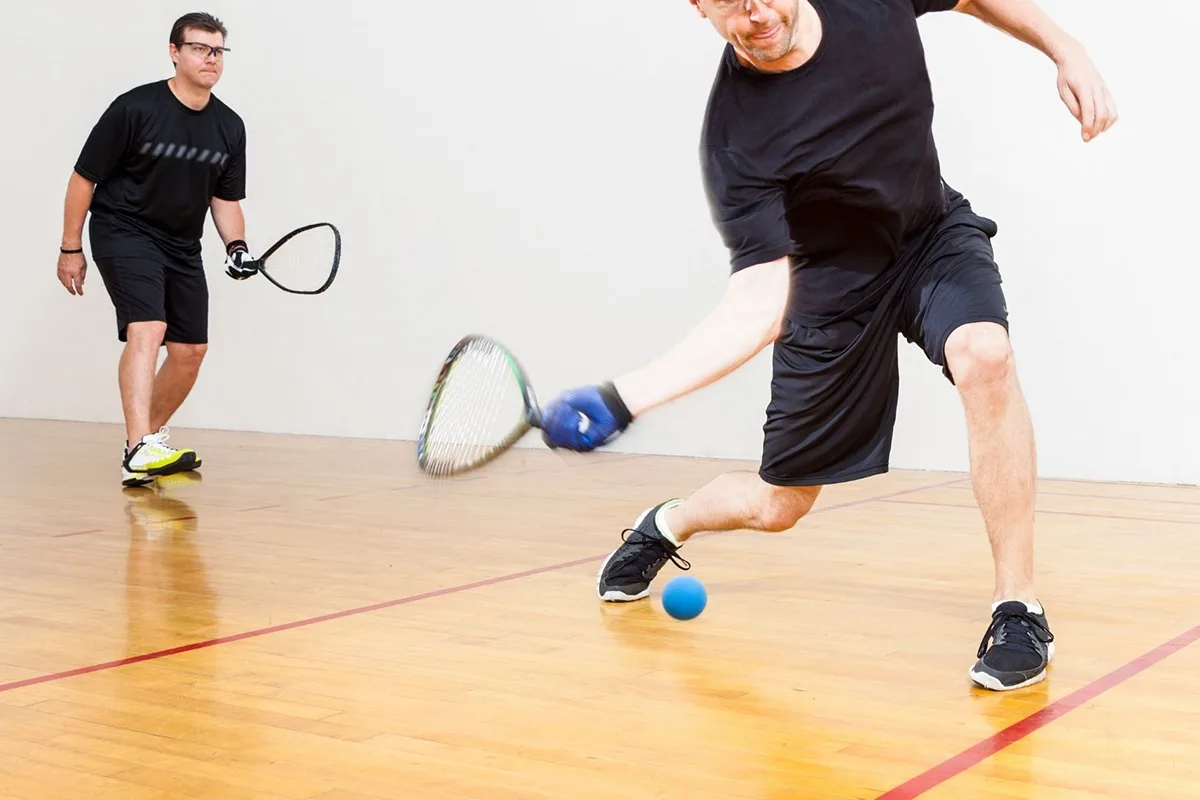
[693,0,802,67]
[170,28,226,89]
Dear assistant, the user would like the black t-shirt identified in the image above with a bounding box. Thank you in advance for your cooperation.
[700,0,960,314]
[75,80,246,264]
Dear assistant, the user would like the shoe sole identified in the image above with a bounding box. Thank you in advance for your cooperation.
[969,642,1056,691]
[596,505,656,603]
[122,475,156,488]
[126,452,199,480]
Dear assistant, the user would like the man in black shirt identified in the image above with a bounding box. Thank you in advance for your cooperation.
[57,12,258,488]
[538,0,1117,690]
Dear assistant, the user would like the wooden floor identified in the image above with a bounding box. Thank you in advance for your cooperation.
[1,418,1198,799]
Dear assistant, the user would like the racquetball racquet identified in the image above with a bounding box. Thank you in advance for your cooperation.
[248,222,341,295]
[416,334,548,476]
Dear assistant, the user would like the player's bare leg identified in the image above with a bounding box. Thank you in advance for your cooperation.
[150,342,208,431]
[596,473,820,601]
[946,321,1054,691]
[661,473,821,542]
[120,321,165,445]
[943,322,1037,606]
[119,322,198,485]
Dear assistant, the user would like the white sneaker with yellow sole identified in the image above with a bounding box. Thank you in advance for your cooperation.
[122,427,199,487]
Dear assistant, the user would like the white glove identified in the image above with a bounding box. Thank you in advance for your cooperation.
[224,240,258,280]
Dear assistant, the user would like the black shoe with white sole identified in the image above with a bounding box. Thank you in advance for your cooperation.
[597,501,690,602]
[969,600,1055,691]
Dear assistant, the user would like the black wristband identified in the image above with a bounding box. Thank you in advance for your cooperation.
[226,239,248,255]
[598,381,634,428]
[60,247,82,254]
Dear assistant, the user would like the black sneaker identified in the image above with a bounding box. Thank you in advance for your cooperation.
[597,502,690,601]
[969,600,1056,691]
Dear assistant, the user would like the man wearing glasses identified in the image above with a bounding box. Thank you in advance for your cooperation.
[538,0,1117,691]
[56,12,257,487]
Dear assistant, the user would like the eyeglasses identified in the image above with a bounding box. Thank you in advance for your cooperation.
[178,41,230,59]
[708,0,770,12]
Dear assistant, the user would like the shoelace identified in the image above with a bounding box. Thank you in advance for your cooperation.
[976,609,1054,659]
[127,428,179,464]
[616,528,692,578]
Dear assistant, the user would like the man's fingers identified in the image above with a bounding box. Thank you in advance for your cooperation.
[1086,83,1116,139]
[1061,58,1118,142]
[1097,90,1111,136]
[1100,85,1118,132]
[1077,81,1097,141]
[1058,79,1082,122]
[1092,85,1109,137]
[59,268,85,296]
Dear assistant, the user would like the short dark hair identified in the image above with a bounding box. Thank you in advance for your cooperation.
[170,12,227,46]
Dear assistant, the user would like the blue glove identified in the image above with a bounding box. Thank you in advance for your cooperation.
[540,381,633,452]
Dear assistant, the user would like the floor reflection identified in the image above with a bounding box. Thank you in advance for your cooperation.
[122,471,219,661]
[598,601,843,798]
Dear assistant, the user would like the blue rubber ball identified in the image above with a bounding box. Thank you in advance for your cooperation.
[662,575,707,620]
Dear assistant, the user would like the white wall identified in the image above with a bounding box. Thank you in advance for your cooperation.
[2,1,1195,485]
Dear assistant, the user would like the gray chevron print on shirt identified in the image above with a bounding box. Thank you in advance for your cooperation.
[138,141,229,165]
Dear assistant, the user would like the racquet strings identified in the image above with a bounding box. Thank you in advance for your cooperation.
[420,338,530,475]
[260,225,338,293]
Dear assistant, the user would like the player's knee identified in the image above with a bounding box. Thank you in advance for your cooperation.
[125,321,167,349]
[752,483,821,532]
[944,322,1012,388]
[173,343,208,367]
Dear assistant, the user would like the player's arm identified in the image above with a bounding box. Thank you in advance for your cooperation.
[538,146,792,452]
[537,257,790,452]
[952,0,1118,141]
[211,125,255,280]
[210,199,256,280]
[612,257,789,417]
[209,197,246,246]
[56,171,95,295]
[60,94,131,297]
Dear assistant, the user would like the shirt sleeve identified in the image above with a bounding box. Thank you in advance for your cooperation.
[911,0,960,15]
[700,146,793,272]
[215,126,246,201]
[73,97,134,184]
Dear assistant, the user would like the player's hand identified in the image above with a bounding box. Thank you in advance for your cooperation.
[540,381,634,452]
[1055,42,1118,142]
[57,250,87,296]
[224,239,258,280]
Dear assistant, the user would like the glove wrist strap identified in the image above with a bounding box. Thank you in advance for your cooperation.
[598,381,634,428]
[226,239,249,255]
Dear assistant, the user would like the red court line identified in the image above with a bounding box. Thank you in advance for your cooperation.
[877,624,1200,799]
[52,529,104,539]
[883,498,1199,527]
[948,484,1200,507]
[0,475,960,695]
[815,477,966,513]
[0,555,601,694]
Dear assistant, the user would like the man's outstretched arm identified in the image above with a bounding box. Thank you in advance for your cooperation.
[614,256,790,416]
[953,0,1118,141]
[538,256,791,451]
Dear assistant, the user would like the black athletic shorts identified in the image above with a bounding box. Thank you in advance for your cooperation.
[759,190,1007,486]
[94,254,209,345]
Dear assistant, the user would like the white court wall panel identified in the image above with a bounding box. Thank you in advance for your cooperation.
[1,1,1196,485]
